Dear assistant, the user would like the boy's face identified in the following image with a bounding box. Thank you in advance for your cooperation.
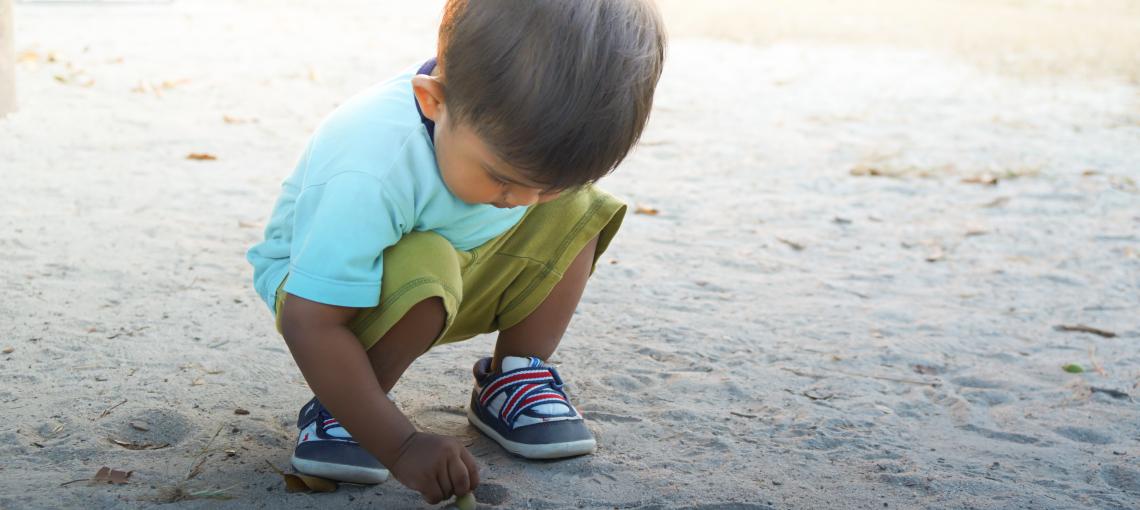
[412,73,560,209]
[434,118,561,208]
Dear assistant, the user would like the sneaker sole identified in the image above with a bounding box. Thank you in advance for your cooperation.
[466,406,597,459]
[290,455,389,485]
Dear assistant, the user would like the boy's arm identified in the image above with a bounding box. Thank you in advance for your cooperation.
[279,293,478,503]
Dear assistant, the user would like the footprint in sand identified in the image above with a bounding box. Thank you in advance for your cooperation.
[408,405,470,437]
[602,373,653,392]
[584,411,643,423]
[672,504,775,510]
[959,388,1014,406]
[958,424,1048,446]
[472,482,510,506]
[950,376,1006,389]
[1100,464,1140,492]
[101,408,193,447]
[1053,426,1114,445]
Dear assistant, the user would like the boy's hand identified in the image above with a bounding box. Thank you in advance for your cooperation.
[390,432,480,504]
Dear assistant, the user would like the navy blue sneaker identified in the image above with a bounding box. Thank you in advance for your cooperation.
[291,396,389,484]
[467,356,596,459]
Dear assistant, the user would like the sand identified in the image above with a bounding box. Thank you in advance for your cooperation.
[1,1,1138,508]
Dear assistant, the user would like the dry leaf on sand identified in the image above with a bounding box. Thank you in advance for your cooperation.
[925,247,945,262]
[264,461,337,493]
[186,153,217,161]
[961,173,999,185]
[109,438,170,450]
[777,237,805,251]
[634,204,660,216]
[285,473,337,493]
[223,115,258,125]
[17,50,41,65]
[93,466,133,485]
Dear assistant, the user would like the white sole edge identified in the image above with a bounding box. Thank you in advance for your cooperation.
[466,407,597,459]
[290,456,389,485]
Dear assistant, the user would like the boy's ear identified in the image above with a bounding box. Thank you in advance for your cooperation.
[411,75,446,121]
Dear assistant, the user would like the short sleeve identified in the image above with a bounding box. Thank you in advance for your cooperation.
[284,172,410,307]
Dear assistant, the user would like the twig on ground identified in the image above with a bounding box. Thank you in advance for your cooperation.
[776,237,805,251]
[156,484,239,502]
[94,399,128,421]
[1054,324,1116,338]
[59,478,91,487]
[184,424,225,480]
[779,367,940,387]
[1088,345,1107,376]
[1090,387,1131,400]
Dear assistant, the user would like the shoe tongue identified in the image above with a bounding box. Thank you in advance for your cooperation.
[498,356,569,417]
[500,356,539,372]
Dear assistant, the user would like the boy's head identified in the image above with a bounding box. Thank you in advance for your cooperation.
[412,0,666,208]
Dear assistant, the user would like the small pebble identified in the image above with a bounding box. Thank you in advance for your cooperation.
[454,492,476,510]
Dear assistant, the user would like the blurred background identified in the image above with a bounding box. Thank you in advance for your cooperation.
[1,1,1138,509]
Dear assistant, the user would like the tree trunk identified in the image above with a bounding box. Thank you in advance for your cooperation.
[0,0,14,118]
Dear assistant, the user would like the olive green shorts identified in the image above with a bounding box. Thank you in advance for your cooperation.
[274,186,626,350]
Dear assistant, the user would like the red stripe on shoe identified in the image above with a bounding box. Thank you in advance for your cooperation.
[500,383,540,420]
[520,393,566,408]
[507,393,569,423]
[479,369,552,405]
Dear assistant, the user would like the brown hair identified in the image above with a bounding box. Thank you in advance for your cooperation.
[437,0,666,191]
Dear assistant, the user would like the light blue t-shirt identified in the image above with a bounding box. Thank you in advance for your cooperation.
[246,63,527,311]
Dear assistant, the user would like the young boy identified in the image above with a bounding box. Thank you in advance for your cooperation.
[246,0,665,503]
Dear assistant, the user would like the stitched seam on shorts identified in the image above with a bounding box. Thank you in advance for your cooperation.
[355,276,459,333]
[498,196,605,318]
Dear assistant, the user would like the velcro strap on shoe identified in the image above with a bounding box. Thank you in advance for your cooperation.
[297,397,322,429]
[478,367,562,408]
[502,385,570,425]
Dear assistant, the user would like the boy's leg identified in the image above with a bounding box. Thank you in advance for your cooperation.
[356,229,595,395]
[465,235,600,459]
[289,297,444,484]
[491,235,599,372]
[364,297,447,393]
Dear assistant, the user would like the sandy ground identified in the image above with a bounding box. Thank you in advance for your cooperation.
[2,1,1139,508]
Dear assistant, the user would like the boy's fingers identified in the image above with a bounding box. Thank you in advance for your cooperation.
[447,455,471,496]
[436,465,455,501]
[421,479,445,505]
[459,446,480,488]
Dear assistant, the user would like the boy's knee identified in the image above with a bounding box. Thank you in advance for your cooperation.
[368,297,447,366]
[385,231,453,262]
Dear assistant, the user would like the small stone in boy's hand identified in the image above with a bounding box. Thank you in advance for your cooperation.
[453,492,476,510]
